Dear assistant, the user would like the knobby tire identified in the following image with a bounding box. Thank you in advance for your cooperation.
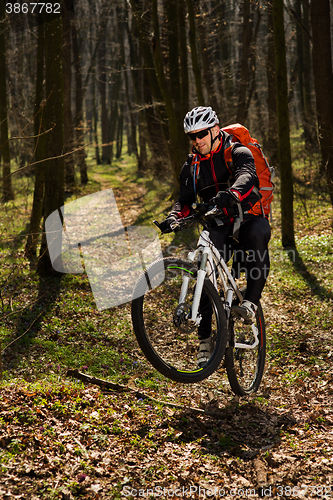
[225,296,266,396]
[131,258,228,383]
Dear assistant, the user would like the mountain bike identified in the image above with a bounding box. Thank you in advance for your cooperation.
[131,203,266,396]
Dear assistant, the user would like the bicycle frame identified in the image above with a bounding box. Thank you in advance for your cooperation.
[180,229,259,350]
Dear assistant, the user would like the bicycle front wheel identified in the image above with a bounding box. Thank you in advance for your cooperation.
[225,298,266,396]
[131,258,228,383]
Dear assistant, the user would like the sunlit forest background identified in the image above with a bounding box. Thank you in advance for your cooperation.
[0,0,333,263]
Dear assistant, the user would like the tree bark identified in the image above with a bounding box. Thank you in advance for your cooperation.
[236,0,252,124]
[197,1,220,115]
[143,70,168,174]
[0,0,14,201]
[125,12,142,169]
[151,0,188,190]
[72,19,88,182]
[165,0,180,104]
[62,0,76,190]
[215,0,234,122]
[98,34,111,164]
[186,0,205,105]
[300,0,317,148]
[25,15,46,258]
[178,0,189,119]
[265,1,278,164]
[38,12,65,275]
[272,0,295,247]
[92,66,101,165]
[310,0,333,204]
[129,0,188,193]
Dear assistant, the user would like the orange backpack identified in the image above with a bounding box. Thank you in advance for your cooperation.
[222,123,275,217]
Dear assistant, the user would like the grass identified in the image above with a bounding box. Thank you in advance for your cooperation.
[0,153,182,403]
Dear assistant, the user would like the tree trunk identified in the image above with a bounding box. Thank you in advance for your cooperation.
[92,67,101,165]
[72,19,88,182]
[62,0,76,190]
[301,0,317,148]
[38,12,65,275]
[215,0,234,122]
[143,70,167,174]
[125,13,141,168]
[165,0,180,104]
[129,0,188,191]
[116,103,124,159]
[108,61,122,165]
[129,0,170,148]
[25,15,46,258]
[151,0,188,190]
[197,1,220,115]
[186,0,205,105]
[98,35,111,164]
[0,0,14,201]
[273,0,295,247]
[292,0,317,147]
[265,1,278,164]
[236,0,252,124]
[310,0,333,204]
[178,0,189,119]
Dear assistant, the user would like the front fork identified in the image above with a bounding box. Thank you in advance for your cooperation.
[179,248,210,326]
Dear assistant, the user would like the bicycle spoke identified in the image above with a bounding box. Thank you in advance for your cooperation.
[132,259,227,383]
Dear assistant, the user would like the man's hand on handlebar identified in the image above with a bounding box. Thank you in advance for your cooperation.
[191,202,218,219]
[155,200,231,234]
[209,190,240,214]
[154,216,177,234]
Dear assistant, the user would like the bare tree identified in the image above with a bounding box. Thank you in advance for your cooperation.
[0,0,14,201]
[38,12,65,275]
[25,14,46,258]
[273,0,295,247]
[310,0,333,204]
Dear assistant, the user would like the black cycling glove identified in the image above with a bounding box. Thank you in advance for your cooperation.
[158,216,177,234]
[210,190,239,210]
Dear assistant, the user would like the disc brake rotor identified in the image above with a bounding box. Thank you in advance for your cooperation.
[173,303,196,333]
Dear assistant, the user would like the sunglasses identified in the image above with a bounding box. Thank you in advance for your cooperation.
[188,127,213,141]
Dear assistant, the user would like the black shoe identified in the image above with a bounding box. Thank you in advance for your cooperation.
[231,300,256,324]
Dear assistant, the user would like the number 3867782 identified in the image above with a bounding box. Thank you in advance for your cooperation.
[6,3,61,14]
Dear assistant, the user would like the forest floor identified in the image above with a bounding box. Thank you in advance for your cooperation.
[0,150,333,499]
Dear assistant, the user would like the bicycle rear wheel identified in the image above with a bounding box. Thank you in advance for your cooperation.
[225,296,266,396]
[131,258,227,383]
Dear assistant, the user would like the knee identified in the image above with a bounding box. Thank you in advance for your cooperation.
[248,218,271,246]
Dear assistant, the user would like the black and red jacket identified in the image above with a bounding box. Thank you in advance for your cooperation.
[169,130,260,223]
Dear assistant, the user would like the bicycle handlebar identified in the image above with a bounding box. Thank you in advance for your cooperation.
[154,203,224,234]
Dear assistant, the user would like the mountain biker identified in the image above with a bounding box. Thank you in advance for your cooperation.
[158,106,271,366]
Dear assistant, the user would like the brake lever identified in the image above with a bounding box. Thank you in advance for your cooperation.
[204,206,223,218]
[170,220,182,232]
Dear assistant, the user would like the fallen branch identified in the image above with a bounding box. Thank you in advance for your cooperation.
[66,369,227,419]
[1,306,47,354]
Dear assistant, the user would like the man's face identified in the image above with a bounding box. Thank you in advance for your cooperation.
[190,124,220,155]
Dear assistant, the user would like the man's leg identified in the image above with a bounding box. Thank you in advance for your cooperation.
[231,217,271,323]
[239,216,271,305]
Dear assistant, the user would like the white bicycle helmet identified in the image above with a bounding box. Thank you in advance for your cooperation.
[184,106,219,133]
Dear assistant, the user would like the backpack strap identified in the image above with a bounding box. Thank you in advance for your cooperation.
[232,203,243,243]
[190,154,200,202]
[223,135,235,176]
